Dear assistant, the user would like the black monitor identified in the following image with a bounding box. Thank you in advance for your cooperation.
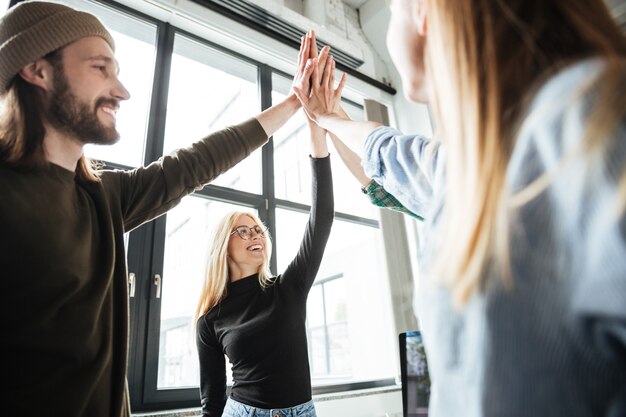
[399,331,430,417]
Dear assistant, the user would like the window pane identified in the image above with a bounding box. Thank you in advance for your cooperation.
[324,278,347,324]
[307,285,325,327]
[272,74,378,219]
[272,103,311,205]
[342,100,367,122]
[61,0,157,167]
[276,208,396,385]
[157,197,258,389]
[163,34,261,193]
[307,276,351,380]
[309,327,328,376]
[328,323,350,375]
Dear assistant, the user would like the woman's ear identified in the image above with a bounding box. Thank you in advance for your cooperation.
[18,59,54,91]
[415,0,428,36]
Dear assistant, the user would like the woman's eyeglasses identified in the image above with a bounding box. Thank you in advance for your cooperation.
[230,225,267,240]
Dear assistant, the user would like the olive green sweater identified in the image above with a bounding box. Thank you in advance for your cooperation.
[0,118,267,417]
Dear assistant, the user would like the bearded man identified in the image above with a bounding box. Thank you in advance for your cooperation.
[0,2,312,416]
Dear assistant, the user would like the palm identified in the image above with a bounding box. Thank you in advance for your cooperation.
[295,50,346,125]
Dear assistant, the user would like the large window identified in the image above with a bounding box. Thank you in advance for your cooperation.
[272,74,396,387]
[162,34,262,193]
[158,198,258,389]
[153,33,266,391]
[45,0,400,412]
[276,209,395,384]
[62,0,157,168]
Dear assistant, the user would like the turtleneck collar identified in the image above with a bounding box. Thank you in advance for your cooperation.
[227,273,261,296]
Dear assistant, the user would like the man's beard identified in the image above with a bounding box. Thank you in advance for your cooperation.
[47,68,121,146]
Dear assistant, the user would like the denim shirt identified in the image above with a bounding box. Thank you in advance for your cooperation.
[362,127,445,220]
[362,58,626,417]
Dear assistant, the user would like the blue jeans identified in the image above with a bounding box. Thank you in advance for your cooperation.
[222,397,317,417]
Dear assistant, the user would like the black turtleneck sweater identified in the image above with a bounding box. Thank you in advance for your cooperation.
[196,156,333,417]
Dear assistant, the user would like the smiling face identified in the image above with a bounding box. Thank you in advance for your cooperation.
[227,214,268,281]
[46,36,130,145]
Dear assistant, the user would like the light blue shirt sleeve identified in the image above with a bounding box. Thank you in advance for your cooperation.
[362,125,445,218]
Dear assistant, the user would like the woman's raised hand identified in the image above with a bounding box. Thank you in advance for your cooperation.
[292,42,347,126]
[291,30,325,100]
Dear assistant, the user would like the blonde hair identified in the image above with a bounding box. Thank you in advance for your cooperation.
[425,0,626,305]
[195,211,273,319]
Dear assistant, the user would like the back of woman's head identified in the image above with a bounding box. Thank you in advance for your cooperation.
[425,0,626,305]
[195,211,273,319]
[427,0,626,134]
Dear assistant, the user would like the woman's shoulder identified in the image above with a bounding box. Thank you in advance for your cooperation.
[521,58,625,133]
[511,58,626,179]
[507,58,626,239]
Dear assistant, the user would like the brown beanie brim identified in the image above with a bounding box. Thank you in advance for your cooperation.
[0,1,115,94]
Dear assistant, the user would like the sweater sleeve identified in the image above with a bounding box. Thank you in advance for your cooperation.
[102,118,267,232]
[279,155,334,293]
[362,126,444,218]
[196,317,227,417]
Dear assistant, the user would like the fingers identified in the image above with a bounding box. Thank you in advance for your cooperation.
[315,45,330,87]
[311,61,320,92]
[298,35,305,66]
[297,37,304,74]
[322,55,334,90]
[303,57,316,88]
[309,30,319,60]
[303,34,310,68]
[334,72,347,98]
[329,56,348,97]
[297,33,310,74]
[328,56,335,90]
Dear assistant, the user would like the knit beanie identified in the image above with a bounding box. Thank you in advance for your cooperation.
[0,1,115,93]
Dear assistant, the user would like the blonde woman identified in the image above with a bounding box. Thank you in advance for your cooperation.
[295,1,626,416]
[195,33,336,417]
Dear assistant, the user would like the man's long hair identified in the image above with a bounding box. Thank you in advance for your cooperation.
[0,49,99,182]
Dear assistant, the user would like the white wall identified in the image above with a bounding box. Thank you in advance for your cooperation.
[314,388,402,417]
[358,0,432,136]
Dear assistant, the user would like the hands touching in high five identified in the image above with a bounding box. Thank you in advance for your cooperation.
[255,30,342,138]
[291,31,417,223]
[294,32,384,165]
[292,31,343,158]
[292,31,347,130]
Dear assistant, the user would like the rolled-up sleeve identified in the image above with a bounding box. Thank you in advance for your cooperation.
[362,126,444,218]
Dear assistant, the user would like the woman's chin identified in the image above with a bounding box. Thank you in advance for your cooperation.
[406,85,429,104]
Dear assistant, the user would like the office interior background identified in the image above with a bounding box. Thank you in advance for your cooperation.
[2,0,625,416]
